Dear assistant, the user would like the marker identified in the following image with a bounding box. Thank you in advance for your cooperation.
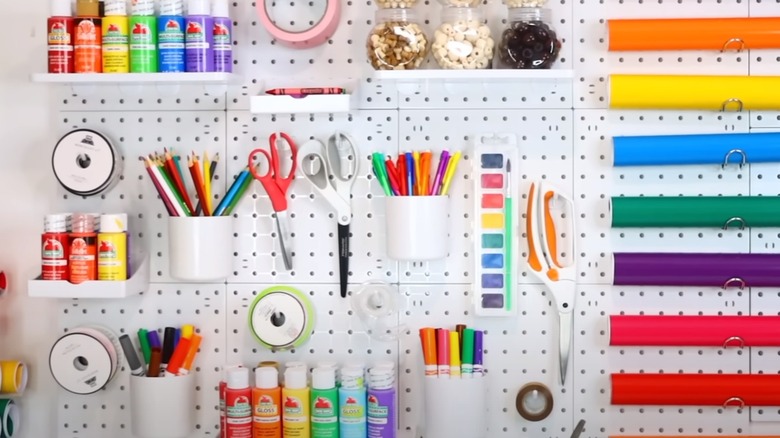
[265,87,345,97]
[419,328,438,377]
[474,330,484,377]
[441,151,462,196]
[148,347,162,378]
[174,328,181,349]
[430,150,449,196]
[181,324,195,340]
[462,329,475,378]
[436,328,450,378]
[147,330,161,350]
[405,152,415,197]
[180,334,203,376]
[165,336,191,376]
[162,327,176,366]
[455,324,466,360]
[449,331,461,378]
[119,334,145,376]
[137,329,151,364]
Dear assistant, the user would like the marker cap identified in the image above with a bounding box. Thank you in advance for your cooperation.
[227,366,249,389]
[51,0,73,17]
[255,366,279,389]
[212,0,229,17]
[312,367,336,390]
[284,367,307,390]
[187,0,210,15]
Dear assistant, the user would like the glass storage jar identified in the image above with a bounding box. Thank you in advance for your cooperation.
[432,7,494,69]
[367,9,429,70]
[497,7,561,69]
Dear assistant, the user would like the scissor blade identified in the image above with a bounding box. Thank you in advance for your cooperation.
[275,211,293,271]
[559,310,573,385]
[338,223,350,298]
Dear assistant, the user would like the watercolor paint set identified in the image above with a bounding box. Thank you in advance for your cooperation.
[473,134,519,316]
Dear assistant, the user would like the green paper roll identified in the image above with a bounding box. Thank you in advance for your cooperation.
[0,399,18,438]
[611,196,780,228]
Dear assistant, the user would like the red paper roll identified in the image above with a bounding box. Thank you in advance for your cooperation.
[611,374,780,406]
[610,315,780,347]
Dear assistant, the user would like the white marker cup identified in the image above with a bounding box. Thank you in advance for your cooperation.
[168,216,232,281]
[424,376,487,438]
[130,374,195,438]
[385,196,450,261]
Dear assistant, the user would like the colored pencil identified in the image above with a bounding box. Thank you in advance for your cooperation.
[189,155,209,216]
[165,149,195,213]
[141,156,176,216]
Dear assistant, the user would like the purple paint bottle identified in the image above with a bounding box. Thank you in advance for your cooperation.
[367,365,396,438]
[212,0,232,72]
[185,0,214,72]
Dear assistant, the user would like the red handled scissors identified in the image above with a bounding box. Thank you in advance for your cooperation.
[248,132,298,270]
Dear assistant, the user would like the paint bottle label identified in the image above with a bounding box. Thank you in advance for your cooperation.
[339,388,367,438]
[367,389,396,438]
[157,15,185,72]
[213,17,232,72]
[97,232,127,281]
[42,232,69,280]
[102,16,129,73]
[311,388,339,438]
[74,17,102,73]
[282,391,311,438]
[129,16,158,72]
[220,381,227,438]
[185,15,215,72]
[48,17,75,73]
[226,388,253,438]
[252,387,282,438]
[69,233,97,284]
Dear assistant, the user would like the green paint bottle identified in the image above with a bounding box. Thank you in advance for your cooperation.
[311,367,339,438]
[129,12,157,72]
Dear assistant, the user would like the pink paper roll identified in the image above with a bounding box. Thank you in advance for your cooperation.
[610,315,780,347]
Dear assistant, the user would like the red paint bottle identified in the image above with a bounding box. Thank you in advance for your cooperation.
[48,0,75,73]
[225,367,253,438]
[42,214,70,280]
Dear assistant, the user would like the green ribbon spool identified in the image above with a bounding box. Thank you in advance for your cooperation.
[248,286,316,351]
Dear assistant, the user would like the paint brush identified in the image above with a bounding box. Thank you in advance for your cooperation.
[504,159,513,310]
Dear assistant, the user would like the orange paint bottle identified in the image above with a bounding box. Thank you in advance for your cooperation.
[253,367,282,438]
[69,213,97,284]
[74,0,101,72]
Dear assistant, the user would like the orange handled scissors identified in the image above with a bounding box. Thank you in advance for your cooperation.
[248,132,298,270]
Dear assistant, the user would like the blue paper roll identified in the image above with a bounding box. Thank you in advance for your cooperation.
[613,132,780,166]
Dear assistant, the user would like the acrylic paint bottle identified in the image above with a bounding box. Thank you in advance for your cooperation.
[129,0,157,72]
[339,366,367,438]
[68,213,97,284]
[282,366,311,438]
[102,0,130,73]
[48,0,75,73]
[212,0,232,72]
[311,367,339,438]
[220,379,227,438]
[74,0,102,73]
[185,0,215,72]
[158,0,185,72]
[226,367,253,438]
[367,365,397,438]
[253,366,282,438]
[42,214,70,281]
[97,214,127,280]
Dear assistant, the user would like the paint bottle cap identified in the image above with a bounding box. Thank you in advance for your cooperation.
[368,366,395,390]
[159,0,184,15]
[255,366,279,389]
[227,366,249,390]
[76,0,100,16]
[212,0,229,17]
[284,366,307,390]
[187,0,210,15]
[131,0,156,15]
[312,367,336,390]
[104,0,127,16]
[374,361,395,370]
[51,0,73,16]
[71,213,96,234]
[285,361,307,369]
[340,366,365,390]
[44,213,72,232]
[99,214,128,233]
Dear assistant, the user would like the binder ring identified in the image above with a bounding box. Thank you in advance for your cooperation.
[723,277,746,290]
[723,396,745,409]
[722,336,745,349]
[722,217,747,230]
[720,98,744,112]
[722,149,747,169]
[721,38,746,53]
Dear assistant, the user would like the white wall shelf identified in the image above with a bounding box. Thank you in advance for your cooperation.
[372,69,574,82]
[28,255,150,299]
[31,72,239,85]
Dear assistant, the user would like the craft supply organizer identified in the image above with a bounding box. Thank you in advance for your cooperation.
[11,0,780,436]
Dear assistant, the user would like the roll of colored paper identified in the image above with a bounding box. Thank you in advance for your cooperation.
[611,196,780,228]
[613,253,780,287]
[609,315,780,346]
[609,75,780,111]
[611,373,780,406]
[613,132,780,166]
[608,17,780,51]
[612,436,780,438]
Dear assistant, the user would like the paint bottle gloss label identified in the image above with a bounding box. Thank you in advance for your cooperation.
[367,389,396,438]
[74,17,102,73]
[185,15,215,72]
[213,17,232,72]
[158,15,185,72]
[42,232,69,280]
[69,232,97,284]
[48,17,75,73]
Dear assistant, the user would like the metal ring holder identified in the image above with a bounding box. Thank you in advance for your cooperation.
[722,336,745,349]
[722,149,747,169]
[721,38,746,53]
[723,277,746,290]
[721,98,744,113]
[723,217,747,230]
[723,396,745,409]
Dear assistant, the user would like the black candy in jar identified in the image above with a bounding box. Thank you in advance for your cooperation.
[497,7,561,69]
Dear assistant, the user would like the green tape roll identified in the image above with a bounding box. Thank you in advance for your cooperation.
[0,399,19,438]
[611,196,780,228]
[248,286,316,351]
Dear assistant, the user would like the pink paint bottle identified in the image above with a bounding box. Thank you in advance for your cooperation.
[225,367,253,438]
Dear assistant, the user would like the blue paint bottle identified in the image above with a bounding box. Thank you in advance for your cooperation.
[157,0,185,72]
[212,0,233,72]
[339,366,367,438]
[185,0,215,72]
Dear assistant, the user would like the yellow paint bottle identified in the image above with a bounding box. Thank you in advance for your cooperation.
[102,1,129,73]
[98,214,127,281]
[282,367,311,438]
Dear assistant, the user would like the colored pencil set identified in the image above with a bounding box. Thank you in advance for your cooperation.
[140,149,251,217]
[371,150,462,197]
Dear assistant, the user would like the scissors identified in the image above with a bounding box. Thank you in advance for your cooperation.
[526,181,576,385]
[297,132,359,298]
[249,132,298,271]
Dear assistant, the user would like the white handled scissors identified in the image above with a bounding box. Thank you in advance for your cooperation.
[297,132,359,298]
[526,182,576,385]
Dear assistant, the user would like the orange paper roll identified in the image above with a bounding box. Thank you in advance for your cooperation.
[608,17,780,51]
[612,373,780,406]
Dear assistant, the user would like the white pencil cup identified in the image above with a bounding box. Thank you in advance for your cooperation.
[385,196,450,261]
[130,374,195,438]
[168,216,232,281]
[424,376,487,438]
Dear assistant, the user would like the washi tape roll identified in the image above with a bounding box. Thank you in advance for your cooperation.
[0,362,27,395]
[248,286,316,350]
[255,0,340,48]
[516,382,553,422]
[52,129,122,197]
[49,326,121,394]
[0,399,19,438]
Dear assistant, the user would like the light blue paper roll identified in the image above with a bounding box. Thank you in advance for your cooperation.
[613,132,780,166]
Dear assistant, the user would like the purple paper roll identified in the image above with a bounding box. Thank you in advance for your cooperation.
[613,253,780,287]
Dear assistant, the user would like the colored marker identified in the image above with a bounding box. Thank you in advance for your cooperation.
[180,333,203,375]
[405,152,415,197]
[181,324,195,340]
[119,334,145,377]
[430,150,449,196]
[165,336,191,375]
[137,329,151,364]
[436,328,450,378]
[462,329,475,378]
[265,87,345,96]
[474,330,484,377]
[419,328,438,377]
[449,331,461,378]
[147,330,161,350]
[455,324,466,360]
[148,347,162,378]
[441,151,462,195]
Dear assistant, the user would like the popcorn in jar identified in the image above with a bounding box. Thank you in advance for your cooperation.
[433,8,494,70]
[367,9,429,70]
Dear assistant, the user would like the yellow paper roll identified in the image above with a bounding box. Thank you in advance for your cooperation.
[0,362,26,395]
[609,74,780,111]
